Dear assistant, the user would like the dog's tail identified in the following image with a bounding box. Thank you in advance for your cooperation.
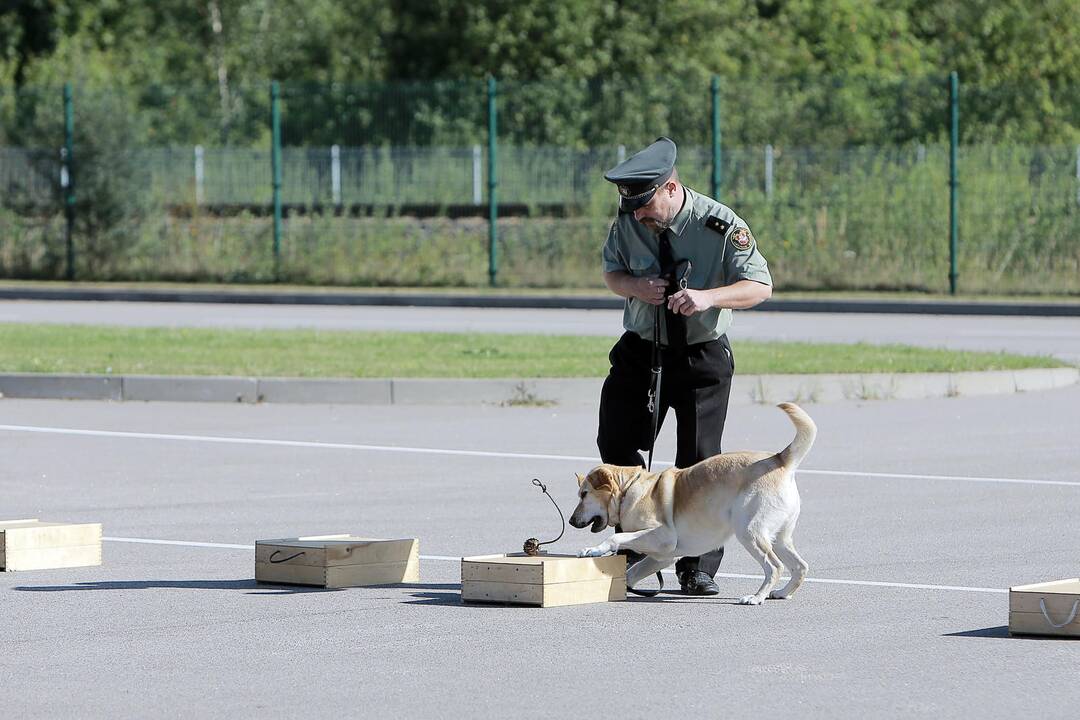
[777,402,817,469]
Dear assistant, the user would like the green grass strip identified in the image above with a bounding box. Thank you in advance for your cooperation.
[0,324,1063,378]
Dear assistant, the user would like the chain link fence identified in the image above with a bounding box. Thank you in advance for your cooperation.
[1,77,1077,292]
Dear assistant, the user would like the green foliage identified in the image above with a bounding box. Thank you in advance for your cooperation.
[2,1,1078,145]
[6,91,158,277]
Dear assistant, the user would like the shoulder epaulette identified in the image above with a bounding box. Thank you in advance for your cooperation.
[705,215,731,236]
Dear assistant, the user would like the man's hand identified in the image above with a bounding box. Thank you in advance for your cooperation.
[633,275,669,305]
[667,288,713,315]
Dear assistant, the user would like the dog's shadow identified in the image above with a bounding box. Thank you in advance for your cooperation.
[403,588,469,607]
[628,594,752,604]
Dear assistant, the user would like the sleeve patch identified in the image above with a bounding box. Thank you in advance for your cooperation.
[705,215,731,236]
[730,227,753,250]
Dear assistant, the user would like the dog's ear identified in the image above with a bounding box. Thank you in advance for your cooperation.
[593,466,619,495]
[575,472,585,487]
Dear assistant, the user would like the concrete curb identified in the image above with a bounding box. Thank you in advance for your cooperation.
[2,286,1080,316]
[0,368,1075,406]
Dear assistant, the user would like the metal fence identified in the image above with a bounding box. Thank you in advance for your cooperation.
[1,78,1078,293]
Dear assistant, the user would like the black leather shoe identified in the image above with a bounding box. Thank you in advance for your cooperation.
[679,570,720,596]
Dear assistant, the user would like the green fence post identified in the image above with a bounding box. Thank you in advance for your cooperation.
[271,80,283,280]
[948,71,959,295]
[62,83,75,280]
[711,75,721,200]
[487,76,498,287]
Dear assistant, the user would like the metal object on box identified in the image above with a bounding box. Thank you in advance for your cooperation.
[0,519,102,571]
[1009,578,1080,637]
[461,552,627,607]
[255,534,420,588]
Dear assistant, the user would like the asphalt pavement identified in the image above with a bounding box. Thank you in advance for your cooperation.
[3,292,1080,717]
[2,388,1079,717]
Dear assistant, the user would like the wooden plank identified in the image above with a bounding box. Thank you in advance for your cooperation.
[323,538,416,566]
[460,553,625,585]
[461,580,544,605]
[3,544,102,571]
[1010,591,1080,615]
[255,537,417,567]
[255,561,326,586]
[255,543,328,567]
[1009,611,1080,638]
[539,555,626,583]
[256,560,417,587]
[1,521,102,550]
[462,577,626,607]
[543,577,626,607]
[325,561,418,588]
[461,556,545,585]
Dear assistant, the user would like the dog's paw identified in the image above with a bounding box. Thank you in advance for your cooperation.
[577,546,606,558]
[767,590,790,600]
[738,594,764,605]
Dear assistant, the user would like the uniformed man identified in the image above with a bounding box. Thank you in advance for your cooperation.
[598,136,773,595]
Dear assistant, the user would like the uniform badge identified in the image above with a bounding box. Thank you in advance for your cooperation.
[730,227,753,250]
[705,215,731,236]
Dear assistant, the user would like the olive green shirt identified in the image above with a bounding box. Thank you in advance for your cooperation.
[602,186,772,345]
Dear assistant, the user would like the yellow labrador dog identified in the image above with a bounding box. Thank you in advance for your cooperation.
[570,402,816,605]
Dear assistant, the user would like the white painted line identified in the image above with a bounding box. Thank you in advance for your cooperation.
[103,537,1005,595]
[798,469,1080,488]
[5,423,1078,488]
[703,572,1005,594]
[0,424,597,463]
[105,536,252,550]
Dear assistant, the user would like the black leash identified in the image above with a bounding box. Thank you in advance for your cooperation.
[645,257,693,473]
[645,303,664,474]
[631,257,692,598]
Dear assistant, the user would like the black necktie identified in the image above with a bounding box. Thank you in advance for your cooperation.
[658,230,687,347]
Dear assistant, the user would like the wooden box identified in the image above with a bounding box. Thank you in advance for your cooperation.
[461,553,626,607]
[255,534,419,588]
[1009,578,1080,638]
[0,519,102,571]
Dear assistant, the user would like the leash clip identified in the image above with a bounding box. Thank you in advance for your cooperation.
[647,366,661,413]
[677,259,693,291]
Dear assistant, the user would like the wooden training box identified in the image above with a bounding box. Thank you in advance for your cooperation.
[254,535,419,588]
[0,519,102,571]
[1009,578,1080,638]
[460,553,626,608]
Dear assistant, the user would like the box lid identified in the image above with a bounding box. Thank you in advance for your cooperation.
[1010,578,1080,595]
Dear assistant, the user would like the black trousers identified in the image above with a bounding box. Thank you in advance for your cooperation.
[597,331,734,579]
